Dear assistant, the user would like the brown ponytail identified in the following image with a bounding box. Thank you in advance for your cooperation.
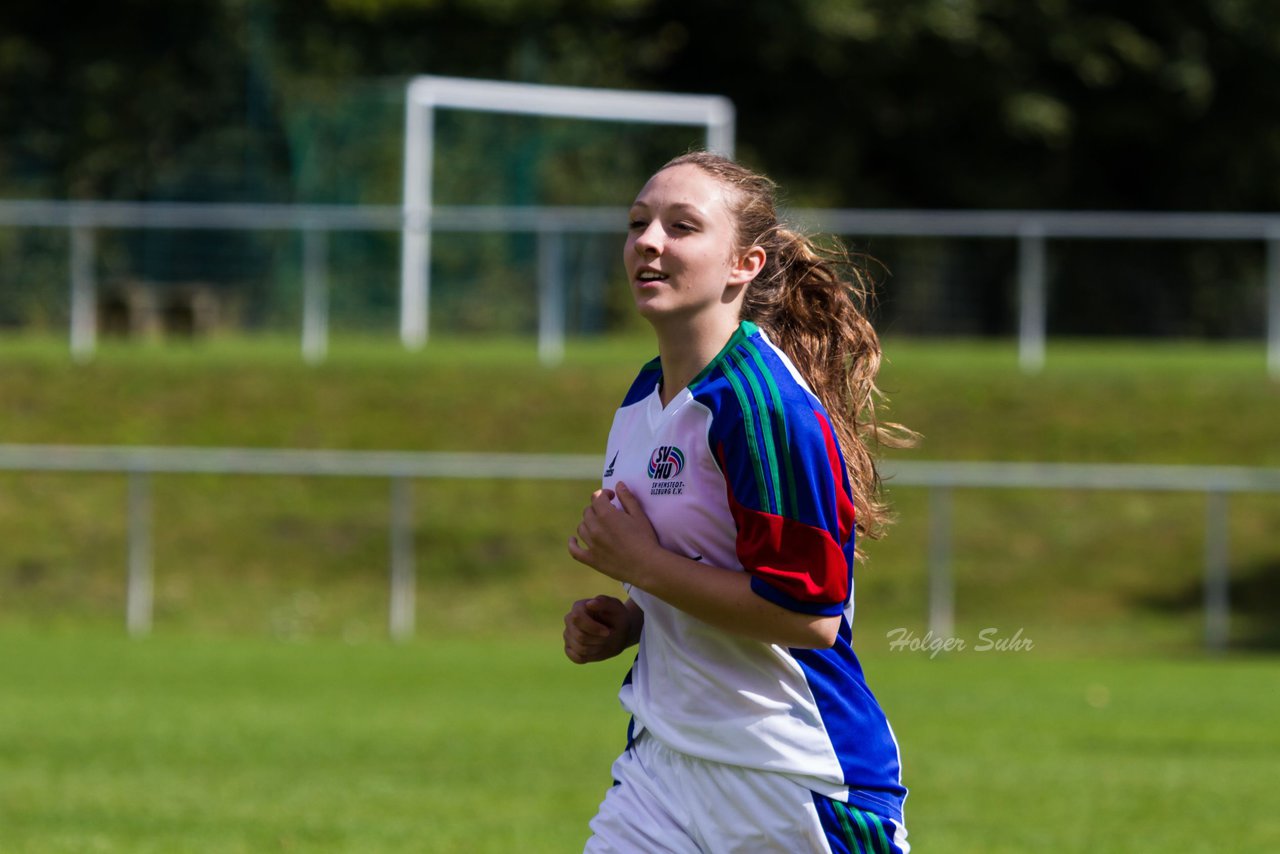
[659,152,917,555]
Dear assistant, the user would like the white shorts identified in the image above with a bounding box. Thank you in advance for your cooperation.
[584,733,909,854]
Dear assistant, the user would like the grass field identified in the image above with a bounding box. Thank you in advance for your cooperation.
[1,332,1278,850]
[2,627,1278,852]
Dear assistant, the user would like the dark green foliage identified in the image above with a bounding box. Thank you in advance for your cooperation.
[2,2,1279,333]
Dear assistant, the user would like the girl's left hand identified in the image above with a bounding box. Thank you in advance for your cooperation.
[568,482,659,585]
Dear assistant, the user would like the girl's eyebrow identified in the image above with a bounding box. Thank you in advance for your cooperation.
[629,200,705,217]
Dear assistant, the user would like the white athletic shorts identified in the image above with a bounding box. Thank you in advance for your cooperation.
[584,733,909,854]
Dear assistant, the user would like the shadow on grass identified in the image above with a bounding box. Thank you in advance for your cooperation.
[1134,556,1280,650]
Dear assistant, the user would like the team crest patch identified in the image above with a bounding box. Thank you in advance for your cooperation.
[648,445,686,495]
[648,446,685,479]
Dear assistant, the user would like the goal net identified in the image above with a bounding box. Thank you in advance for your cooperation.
[400,76,735,351]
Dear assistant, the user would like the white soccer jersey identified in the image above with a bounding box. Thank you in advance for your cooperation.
[601,321,906,822]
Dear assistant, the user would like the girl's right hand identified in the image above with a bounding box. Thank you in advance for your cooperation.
[563,595,635,664]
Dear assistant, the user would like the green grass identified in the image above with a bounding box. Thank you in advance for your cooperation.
[1,333,1278,850]
[1,627,1277,852]
[0,628,631,852]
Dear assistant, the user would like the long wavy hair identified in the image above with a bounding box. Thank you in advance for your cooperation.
[659,151,917,555]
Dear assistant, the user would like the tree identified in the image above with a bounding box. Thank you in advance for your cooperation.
[2,0,1277,335]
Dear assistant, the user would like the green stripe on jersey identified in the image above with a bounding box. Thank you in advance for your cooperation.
[728,348,784,515]
[850,803,877,853]
[837,800,889,854]
[869,810,894,853]
[832,801,859,851]
[721,364,772,512]
[741,338,801,519]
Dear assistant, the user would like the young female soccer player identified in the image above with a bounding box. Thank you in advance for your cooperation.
[563,151,913,853]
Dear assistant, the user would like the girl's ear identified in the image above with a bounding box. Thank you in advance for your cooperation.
[727,245,766,287]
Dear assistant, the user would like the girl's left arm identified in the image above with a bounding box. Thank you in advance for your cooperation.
[568,482,840,649]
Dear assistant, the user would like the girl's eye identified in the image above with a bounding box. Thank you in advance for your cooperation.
[628,220,647,230]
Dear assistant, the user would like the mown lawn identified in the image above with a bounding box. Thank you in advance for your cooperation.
[0,628,1276,852]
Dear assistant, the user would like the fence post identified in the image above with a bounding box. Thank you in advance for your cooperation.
[1266,231,1280,380]
[69,224,97,362]
[302,227,329,364]
[538,229,566,366]
[400,93,434,350]
[928,486,955,639]
[126,471,153,637]
[1017,224,1047,374]
[388,477,416,641]
[1203,490,1230,653]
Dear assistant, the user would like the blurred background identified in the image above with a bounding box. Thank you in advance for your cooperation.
[2,2,1279,852]
[3,0,1278,339]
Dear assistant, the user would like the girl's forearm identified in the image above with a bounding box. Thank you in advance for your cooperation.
[629,548,839,649]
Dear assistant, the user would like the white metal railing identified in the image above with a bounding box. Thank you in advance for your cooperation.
[2,200,1279,375]
[2,444,1276,650]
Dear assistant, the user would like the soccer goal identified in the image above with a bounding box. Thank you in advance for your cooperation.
[399,75,736,350]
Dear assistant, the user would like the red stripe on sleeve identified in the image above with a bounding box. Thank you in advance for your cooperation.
[732,504,850,606]
[813,410,857,544]
[717,438,850,608]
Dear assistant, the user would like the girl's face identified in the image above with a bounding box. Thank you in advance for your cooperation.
[624,164,761,324]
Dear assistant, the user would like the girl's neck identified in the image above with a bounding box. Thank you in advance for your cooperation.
[652,313,742,407]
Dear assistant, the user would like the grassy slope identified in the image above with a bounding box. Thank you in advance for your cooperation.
[1,333,1278,650]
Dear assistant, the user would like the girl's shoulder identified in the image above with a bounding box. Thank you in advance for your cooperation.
[692,326,823,424]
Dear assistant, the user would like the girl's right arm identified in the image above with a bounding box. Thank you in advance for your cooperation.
[563,595,643,664]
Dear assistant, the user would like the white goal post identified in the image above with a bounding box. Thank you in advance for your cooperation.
[400,75,736,348]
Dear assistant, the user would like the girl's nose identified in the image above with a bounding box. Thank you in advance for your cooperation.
[633,222,662,255]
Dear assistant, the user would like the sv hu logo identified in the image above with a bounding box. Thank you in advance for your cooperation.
[647,446,685,480]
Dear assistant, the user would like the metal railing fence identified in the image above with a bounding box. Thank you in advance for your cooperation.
[2,444,1276,650]
[2,200,1278,375]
